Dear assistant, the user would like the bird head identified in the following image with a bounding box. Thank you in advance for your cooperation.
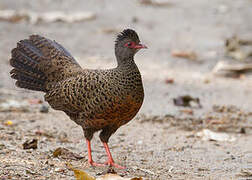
[115,29,147,65]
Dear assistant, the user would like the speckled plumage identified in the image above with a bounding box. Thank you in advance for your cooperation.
[9,29,146,157]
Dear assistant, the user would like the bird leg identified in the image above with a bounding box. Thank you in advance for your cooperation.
[102,142,126,169]
[86,139,105,167]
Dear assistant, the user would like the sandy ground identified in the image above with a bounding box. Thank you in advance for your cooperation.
[0,0,252,179]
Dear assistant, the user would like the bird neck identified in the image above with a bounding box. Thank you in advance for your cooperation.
[116,57,135,68]
[115,45,136,68]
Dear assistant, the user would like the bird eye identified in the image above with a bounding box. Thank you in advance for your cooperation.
[127,42,132,47]
[124,42,135,48]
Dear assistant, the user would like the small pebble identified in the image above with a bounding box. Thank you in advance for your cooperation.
[54,167,63,172]
[137,140,143,145]
[40,105,49,113]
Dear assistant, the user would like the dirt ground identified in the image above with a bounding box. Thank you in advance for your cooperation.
[0,0,252,179]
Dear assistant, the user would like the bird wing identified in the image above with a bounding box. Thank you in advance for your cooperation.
[44,70,110,115]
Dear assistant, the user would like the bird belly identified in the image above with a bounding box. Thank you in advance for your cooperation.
[79,94,143,130]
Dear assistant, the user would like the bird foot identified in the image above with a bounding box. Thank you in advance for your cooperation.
[104,160,125,169]
[89,160,106,167]
[89,160,125,169]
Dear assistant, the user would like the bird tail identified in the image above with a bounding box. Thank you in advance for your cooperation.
[10,38,47,92]
[9,35,82,92]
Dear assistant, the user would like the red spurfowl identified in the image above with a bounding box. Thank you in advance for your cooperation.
[9,29,146,169]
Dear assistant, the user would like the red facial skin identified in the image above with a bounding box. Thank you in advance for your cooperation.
[124,41,147,49]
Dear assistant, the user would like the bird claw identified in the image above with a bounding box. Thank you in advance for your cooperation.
[89,160,125,169]
[104,161,126,169]
[89,160,106,167]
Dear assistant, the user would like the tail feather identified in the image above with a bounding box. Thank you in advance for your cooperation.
[15,81,46,91]
[10,38,48,92]
[10,34,82,93]
[11,69,45,85]
[10,67,47,92]
[10,55,44,78]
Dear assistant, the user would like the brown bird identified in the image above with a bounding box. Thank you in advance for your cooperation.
[9,29,146,169]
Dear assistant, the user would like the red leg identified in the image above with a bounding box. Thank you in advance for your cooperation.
[103,142,126,169]
[86,139,104,167]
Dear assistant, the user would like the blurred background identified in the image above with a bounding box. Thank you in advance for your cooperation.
[0,0,251,179]
[0,0,251,115]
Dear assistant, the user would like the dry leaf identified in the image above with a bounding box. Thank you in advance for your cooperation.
[173,95,202,108]
[171,50,198,61]
[238,168,252,177]
[97,173,142,180]
[196,129,236,142]
[100,28,120,34]
[227,51,248,61]
[212,61,252,77]
[53,147,83,160]
[0,10,96,24]
[66,163,142,180]
[180,109,194,115]
[73,169,95,180]
[139,0,172,7]
[164,78,174,84]
[225,36,252,61]
[66,163,95,180]
[0,10,28,22]
[35,11,96,24]
[35,130,55,138]
[28,99,42,104]
[23,139,38,149]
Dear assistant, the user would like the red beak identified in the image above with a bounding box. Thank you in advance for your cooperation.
[134,43,148,49]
